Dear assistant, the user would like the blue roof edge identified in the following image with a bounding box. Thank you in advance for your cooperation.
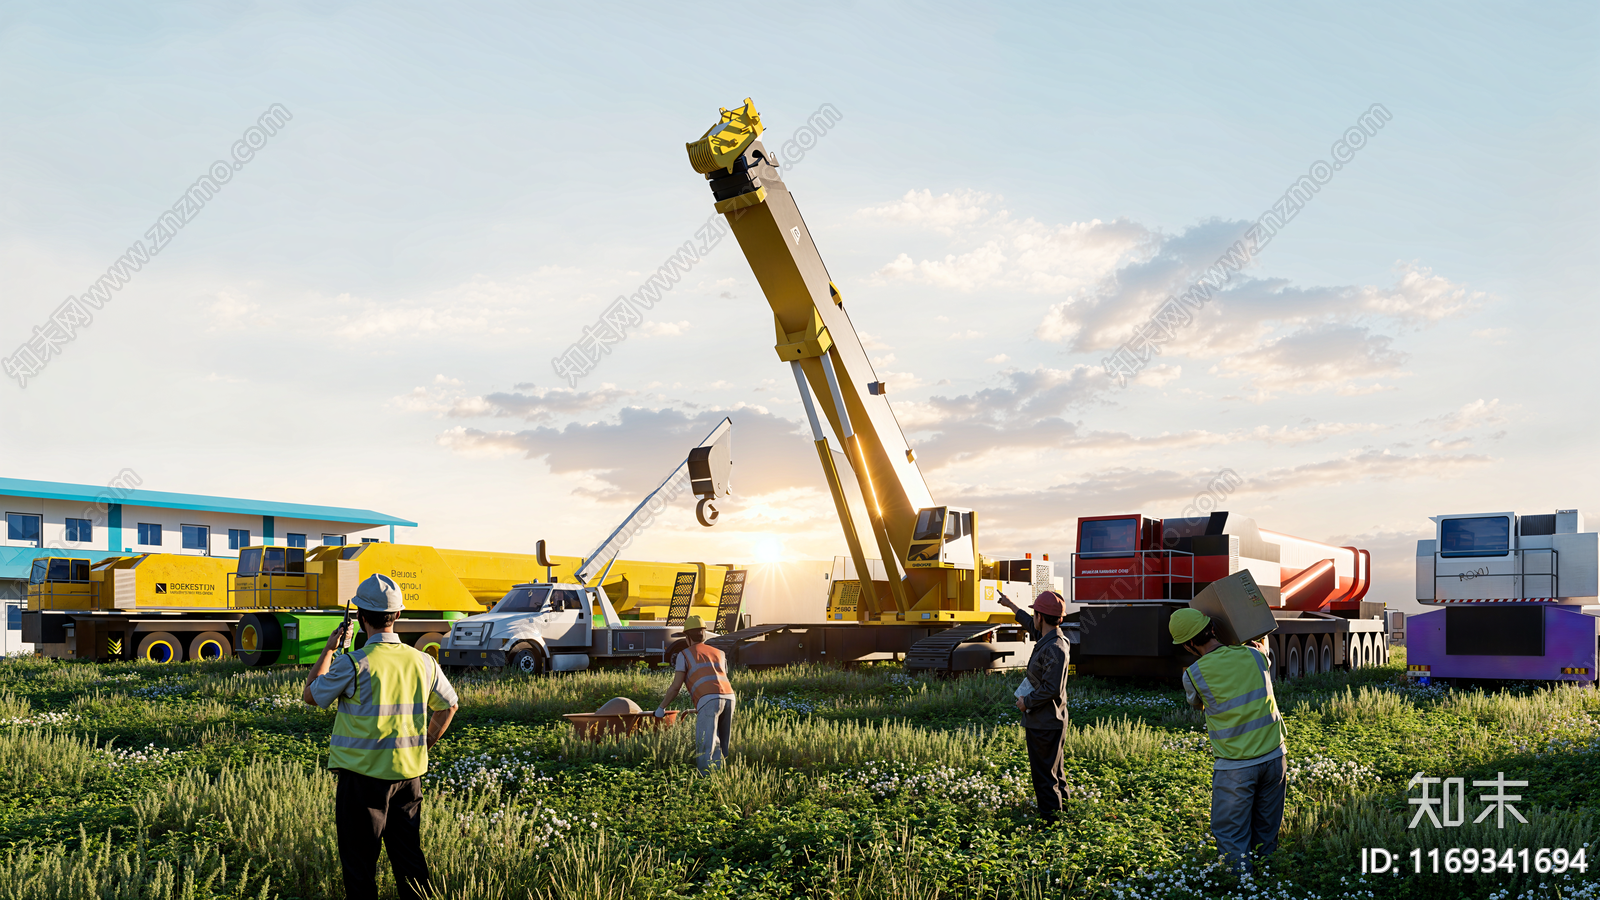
[0,477,417,527]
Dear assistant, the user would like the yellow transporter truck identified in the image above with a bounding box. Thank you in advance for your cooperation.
[26,553,237,662]
[27,543,738,665]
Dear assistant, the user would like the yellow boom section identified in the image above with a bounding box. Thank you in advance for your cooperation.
[690,99,966,621]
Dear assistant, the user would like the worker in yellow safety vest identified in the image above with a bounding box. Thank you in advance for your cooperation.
[655,614,735,772]
[1169,608,1287,877]
[303,574,459,900]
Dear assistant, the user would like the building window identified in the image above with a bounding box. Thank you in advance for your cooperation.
[137,523,162,546]
[5,603,18,631]
[65,518,93,543]
[182,525,210,552]
[286,533,307,548]
[228,529,251,550]
[322,534,347,547]
[6,513,42,545]
[361,537,381,543]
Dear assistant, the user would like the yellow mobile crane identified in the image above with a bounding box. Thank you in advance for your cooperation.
[687,101,1049,672]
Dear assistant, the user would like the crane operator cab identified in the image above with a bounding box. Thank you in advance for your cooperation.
[906,506,977,571]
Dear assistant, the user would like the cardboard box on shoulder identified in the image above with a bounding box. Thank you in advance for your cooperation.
[1189,570,1277,645]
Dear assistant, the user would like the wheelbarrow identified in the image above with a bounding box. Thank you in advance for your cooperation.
[561,697,694,741]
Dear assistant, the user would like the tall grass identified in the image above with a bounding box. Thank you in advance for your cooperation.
[1062,716,1167,764]
[0,730,105,793]
[557,713,1009,770]
[0,829,269,900]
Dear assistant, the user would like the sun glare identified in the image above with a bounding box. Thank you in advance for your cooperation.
[754,535,786,563]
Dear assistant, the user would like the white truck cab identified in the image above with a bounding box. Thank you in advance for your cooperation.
[440,581,694,674]
[440,582,598,674]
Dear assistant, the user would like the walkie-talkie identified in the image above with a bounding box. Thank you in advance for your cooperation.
[336,598,354,656]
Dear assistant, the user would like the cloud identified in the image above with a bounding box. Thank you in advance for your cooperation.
[391,383,633,420]
[206,291,268,330]
[945,448,1493,533]
[1211,322,1407,398]
[835,198,1486,399]
[856,188,997,234]
[890,365,1382,468]
[439,406,818,498]
[637,320,691,337]
[862,189,1154,294]
[1422,398,1508,433]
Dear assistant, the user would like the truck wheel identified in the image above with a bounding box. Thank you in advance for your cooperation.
[508,643,547,676]
[137,632,183,664]
[1317,634,1334,674]
[412,632,445,660]
[236,614,283,667]
[189,632,232,661]
[1284,636,1303,679]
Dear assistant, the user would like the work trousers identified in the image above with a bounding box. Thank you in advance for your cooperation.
[1024,726,1065,823]
[695,697,735,773]
[335,770,430,900]
[1211,755,1287,876]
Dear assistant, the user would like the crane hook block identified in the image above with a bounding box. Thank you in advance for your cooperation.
[687,98,764,175]
[696,498,720,527]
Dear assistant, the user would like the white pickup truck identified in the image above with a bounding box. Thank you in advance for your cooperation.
[440,581,694,674]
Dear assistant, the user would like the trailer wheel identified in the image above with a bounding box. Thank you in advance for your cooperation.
[137,632,183,664]
[1317,634,1334,674]
[1284,636,1303,680]
[189,632,232,661]
[236,614,283,667]
[412,632,445,660]
[508,642,547,676]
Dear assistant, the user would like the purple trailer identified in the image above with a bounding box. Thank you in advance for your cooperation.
[1408,509,1598,685]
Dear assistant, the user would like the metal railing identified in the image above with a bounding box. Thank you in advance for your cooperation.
[226,571,322,610]
[1071,549,1195,603]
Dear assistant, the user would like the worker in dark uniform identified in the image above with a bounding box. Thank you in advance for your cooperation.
[1005,590,1069,824]
[1169,608,1287,877]
[303,574,459,900]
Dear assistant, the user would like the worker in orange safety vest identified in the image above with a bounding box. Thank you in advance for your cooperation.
[655,614,735,772]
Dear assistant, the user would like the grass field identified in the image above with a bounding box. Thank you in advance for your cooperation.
[0,649,1596,899]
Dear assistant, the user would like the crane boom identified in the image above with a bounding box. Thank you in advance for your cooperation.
[688,100,987,622]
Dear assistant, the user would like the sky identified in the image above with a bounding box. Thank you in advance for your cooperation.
[2,1,1597,611]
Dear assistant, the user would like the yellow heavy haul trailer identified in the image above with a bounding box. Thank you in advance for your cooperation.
[24,543,739,665]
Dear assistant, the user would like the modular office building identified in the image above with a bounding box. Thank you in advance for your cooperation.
[0,476,416,654]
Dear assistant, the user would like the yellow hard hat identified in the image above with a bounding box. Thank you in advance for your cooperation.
[1169,608,1210,645]
[671,615,706,638]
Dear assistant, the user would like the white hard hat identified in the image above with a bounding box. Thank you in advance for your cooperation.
[352,574,405,612]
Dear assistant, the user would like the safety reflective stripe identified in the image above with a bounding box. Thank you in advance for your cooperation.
[1204,685,1270,715]
[1186,662,1218,707]
[1210,713,1279,740]
[330,733,427,750]
[338,701,428,717]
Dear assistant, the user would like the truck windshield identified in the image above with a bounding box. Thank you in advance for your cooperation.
[1441,516,1510,557]
[28,559,47,584]
[1080,519,1138,557]
[494,586,551,613]
[238,548,262,577]
[913,508,945,542]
